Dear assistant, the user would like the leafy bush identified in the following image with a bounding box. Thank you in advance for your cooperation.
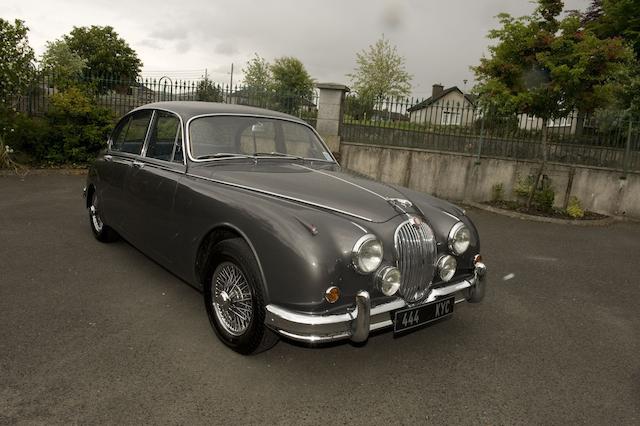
[566,196,585,219]
[514,174,555,212]
[5,87,115,165]
[5,112,50,161]
[534,186,555,212]
[491,183,504,202]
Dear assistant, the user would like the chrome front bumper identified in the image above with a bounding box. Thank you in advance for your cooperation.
[265,263,487,344]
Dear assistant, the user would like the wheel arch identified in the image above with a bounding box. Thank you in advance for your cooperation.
[195,223,269,301]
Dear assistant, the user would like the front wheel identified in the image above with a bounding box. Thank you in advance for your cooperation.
[204,238,278,355]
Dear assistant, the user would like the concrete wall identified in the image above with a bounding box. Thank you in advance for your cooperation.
[340,141,640,219]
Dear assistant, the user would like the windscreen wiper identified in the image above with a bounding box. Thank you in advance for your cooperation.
[196,153,253,160]
[253,152,305,160]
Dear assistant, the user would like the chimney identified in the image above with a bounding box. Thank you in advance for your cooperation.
[432,84,444,98]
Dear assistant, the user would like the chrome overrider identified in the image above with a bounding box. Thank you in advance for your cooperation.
[265,261,487,344]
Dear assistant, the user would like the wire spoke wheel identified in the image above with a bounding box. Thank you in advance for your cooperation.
[90,192,104,233]
[211,262,253,336]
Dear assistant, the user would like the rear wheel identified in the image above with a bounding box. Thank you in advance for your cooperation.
[88,190,118,242]
[204,238,278,354]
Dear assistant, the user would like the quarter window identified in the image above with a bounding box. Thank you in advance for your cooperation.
[111,110,152,155]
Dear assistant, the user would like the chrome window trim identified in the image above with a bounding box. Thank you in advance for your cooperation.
[140,110,156,158]
[129,107,187,167]
[184,113,337,164]
[184,172,374,222]
[108,109,155,158]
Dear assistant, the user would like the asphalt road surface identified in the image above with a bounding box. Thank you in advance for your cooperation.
[1,174,638,425]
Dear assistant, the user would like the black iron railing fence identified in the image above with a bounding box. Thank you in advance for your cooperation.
[11,73,319,127]
[341,93,640,172]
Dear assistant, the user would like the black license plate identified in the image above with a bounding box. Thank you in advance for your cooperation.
[393,296,455,333]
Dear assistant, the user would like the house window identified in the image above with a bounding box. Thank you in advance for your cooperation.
[441,110,461,125]
[548,117,572,127]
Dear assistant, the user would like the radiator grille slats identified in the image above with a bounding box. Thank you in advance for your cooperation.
[394,219,437,302]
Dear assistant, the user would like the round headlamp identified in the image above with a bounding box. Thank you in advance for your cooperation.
[448,222,471,255]
[352,234,383,274]
[437,255,457,282]
[376,266,401,296]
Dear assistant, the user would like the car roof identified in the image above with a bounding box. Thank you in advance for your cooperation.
[130,101,306,123]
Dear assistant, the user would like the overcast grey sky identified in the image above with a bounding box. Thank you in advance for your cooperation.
[2,0,588,97]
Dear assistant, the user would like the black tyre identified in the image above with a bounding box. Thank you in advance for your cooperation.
[88,190,118,243]
[204,238,278,355]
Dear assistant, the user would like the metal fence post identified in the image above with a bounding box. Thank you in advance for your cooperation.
[623,111,633,179]
[475,108,485,164]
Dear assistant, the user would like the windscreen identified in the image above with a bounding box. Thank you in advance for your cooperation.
[189,116,334,161]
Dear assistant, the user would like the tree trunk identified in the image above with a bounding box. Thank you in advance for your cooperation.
[526,122,548,210]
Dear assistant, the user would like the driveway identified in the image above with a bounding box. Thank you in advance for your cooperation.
[1,174,638,424]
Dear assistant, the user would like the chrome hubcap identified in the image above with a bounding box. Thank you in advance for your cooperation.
[212,262,253,336]
[90,194,103,233]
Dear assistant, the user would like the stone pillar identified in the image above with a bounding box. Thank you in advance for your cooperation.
[315,83,350,153]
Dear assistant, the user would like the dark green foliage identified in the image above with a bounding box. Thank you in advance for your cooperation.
[6,87,115,165]
[345,94,375,120]
[514,175,555,212]
[0,18,35,104]
[64,25,142,92]
[270,57,314,114]
[196,78,224,102]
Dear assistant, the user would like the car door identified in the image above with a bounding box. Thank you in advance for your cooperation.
[125,109,186,266]
[99,113,142,231]
[107,109,155,240]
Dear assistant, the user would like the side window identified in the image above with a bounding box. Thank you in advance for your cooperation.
[172,130,183,163]
[146,111,181,162]
[113,110,152,155]
[110,117,130,151]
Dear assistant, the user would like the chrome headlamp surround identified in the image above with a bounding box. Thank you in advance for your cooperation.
[448,222,471,255]
[351,234,383,274]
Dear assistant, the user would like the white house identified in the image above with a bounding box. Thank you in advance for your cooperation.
[407,84,476,126]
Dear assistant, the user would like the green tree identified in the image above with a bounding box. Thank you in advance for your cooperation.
[64,26,142,84]
[242,53,272,92]
[583,0,640,108]
[270,57,314,114]
[40,39,87,89]
[585,0,640,56]
[347,35,412,100]
[0,19,35,105]
[473,0,632,208]
[196,77,223,102]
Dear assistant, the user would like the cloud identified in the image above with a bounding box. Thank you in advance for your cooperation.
[1,0,592,96]
[214,41,238,56]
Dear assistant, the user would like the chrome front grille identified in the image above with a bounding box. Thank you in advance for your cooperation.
[394,218,437,303]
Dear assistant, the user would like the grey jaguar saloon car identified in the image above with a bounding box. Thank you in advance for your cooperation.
[84,101,487,354]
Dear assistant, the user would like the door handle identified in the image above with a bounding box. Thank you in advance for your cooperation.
[104,154,112,162]
[132,160,145,169]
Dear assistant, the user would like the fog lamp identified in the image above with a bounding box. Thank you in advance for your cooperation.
[437,255,457,282]
[376,266,401,296]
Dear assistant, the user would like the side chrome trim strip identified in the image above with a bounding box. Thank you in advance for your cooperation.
[293,164,389,201]
[185,172,374,222]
